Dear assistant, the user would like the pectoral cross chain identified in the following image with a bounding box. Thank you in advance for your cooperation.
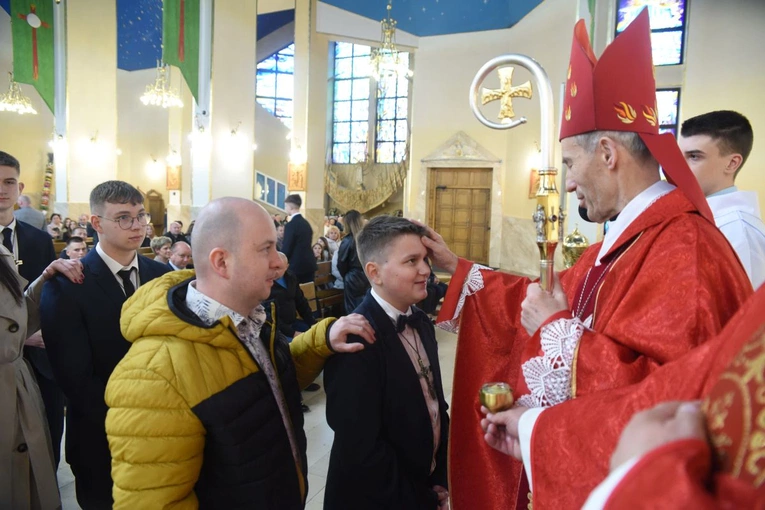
[417,357,437,400]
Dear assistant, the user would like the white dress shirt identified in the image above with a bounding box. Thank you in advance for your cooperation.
[370,288,441,473]
[95,243,140,293]
[708,186,765,288]
[0,218,19,263]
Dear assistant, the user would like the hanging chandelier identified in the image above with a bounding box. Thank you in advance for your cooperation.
[140,61,184,109]
[369,0,413,83]
[0,72,37,115]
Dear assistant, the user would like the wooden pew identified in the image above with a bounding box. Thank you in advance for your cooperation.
[299,282,318,313]
[314,261,344,317]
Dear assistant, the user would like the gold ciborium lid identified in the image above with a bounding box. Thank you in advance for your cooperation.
[562,225,589,268]
[479,382,515,413]
[563,225,589,249]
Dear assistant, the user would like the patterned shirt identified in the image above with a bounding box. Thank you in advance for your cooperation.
[185,281,303,473]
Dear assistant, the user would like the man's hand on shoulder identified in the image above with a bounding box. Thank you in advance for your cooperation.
[610,401,707,472]
[327,313,376,353]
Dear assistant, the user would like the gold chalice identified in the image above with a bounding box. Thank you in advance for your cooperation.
[479,382,515,413]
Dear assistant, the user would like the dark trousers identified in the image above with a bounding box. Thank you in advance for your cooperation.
[33,369,66,468]
[71,462,114,510]
[24,348,66,468]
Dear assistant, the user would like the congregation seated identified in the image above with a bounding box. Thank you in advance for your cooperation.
[168,241,192,270]
[58,227,88,259]
[141,223,155,248]
[163,221,188,245]
[264,252,316,338]
[150,236,172,264]
[62,236,88,261]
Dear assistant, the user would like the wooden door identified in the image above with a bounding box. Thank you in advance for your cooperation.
[428,168,492,265]
[145,190,165,235]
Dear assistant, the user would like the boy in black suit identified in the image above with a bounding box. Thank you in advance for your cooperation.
[40,181,171,509]
[324,216,450,509]
[0,151,65,467]
[282,193,317,283]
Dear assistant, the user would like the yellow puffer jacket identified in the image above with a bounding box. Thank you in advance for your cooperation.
[105,270,334,509]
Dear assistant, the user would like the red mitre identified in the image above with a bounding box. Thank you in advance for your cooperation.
[560,8,713,222]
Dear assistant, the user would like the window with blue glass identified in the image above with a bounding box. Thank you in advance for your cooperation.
[331,42,411,165]
[656,88,681,137]
[375,54,410,164]
[332,42,372,164]
[616,0,688,66]
[255,171,287,211]
[256,44,295,129]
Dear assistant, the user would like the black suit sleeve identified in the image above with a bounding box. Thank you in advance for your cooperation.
[281,222,296,259]
[324,343,420,508]
[337,238,351,277]
[40,277,108,424]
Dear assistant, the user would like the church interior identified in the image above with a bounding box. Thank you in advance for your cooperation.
[2,0,761,278]
[1,0,764,507]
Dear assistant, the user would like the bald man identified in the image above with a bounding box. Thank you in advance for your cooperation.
[105,198,375,509]
[265,252,317,338]
[168,240,192,270]
[14,194,46,229]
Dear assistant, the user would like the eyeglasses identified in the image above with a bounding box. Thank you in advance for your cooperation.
[97,213,150,230]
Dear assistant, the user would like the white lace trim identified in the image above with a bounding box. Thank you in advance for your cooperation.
[436,263,493,333]
[517,317,585,408]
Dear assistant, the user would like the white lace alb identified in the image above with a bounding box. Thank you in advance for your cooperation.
[436,263,492,333]
[517,317,585,408]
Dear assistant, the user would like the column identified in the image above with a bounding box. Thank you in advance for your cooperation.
[65,0,118,218]
[208,0,257,199]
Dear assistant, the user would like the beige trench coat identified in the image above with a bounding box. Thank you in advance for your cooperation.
[0,247,60,509]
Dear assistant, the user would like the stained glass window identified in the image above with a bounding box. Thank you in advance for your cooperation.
[256,44,295,130]
[332,42,411,165]
[332,42,371,164]
[656,88,681,136]
[376,54,410,163]
[616,0,687,66]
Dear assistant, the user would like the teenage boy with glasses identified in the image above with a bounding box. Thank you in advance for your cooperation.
[40,181,170,509]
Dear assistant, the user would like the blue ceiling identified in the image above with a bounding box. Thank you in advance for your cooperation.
[2,0,542,70]
[323,0,544,37]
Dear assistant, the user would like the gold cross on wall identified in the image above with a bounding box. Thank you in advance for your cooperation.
[481,67,533,121]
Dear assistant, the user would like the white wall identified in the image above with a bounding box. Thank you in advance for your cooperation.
[682,0,765,218]
[116,68,170,203]
[408,0,575,271]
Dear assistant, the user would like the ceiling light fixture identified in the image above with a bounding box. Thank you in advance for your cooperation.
[369,0,413,83]
[0,72,37,115]
[140,61,184,109]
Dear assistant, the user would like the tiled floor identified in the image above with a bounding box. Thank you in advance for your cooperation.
[59,326,458,509]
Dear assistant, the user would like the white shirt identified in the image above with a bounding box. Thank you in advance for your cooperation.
[96,243,140,294]
[708,187,765,289]
[370,288,441,474]
[596,180,675,265]
[0,218,19,263]
[518,179,677,490]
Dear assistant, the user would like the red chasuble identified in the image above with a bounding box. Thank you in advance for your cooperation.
[602,284,765,509]
[438,190,753,510]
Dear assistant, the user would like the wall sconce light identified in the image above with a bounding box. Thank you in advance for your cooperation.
[166,149,182,166]
[146,156,165,179]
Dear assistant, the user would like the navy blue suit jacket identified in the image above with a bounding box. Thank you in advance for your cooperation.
[16,220,57,378]
[323,292,450,509]
[39,249,171,468]
[281,214,317,277]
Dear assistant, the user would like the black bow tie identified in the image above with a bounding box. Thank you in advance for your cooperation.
[396,309,428,333]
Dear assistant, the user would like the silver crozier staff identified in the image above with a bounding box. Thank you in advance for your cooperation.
[469,55,565,292]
